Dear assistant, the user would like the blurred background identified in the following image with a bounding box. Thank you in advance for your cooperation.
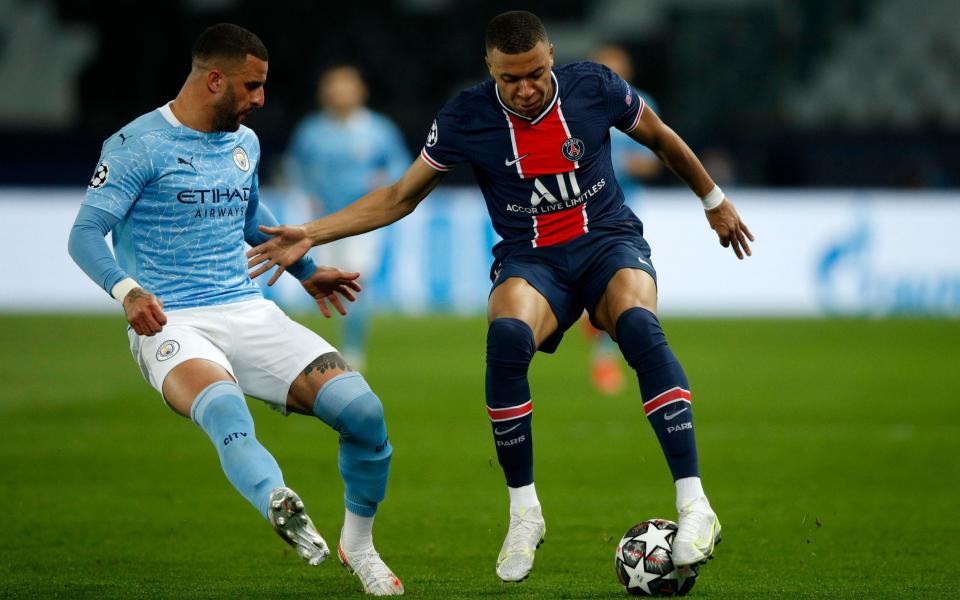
[1,0,959,315]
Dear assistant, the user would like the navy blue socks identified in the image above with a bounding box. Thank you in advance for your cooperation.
[313,372,392,518]
[616,307,700,480]
[486,318,537,487]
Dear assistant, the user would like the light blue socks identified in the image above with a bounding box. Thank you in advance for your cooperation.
[191,381,284,518]
[313,372,392,518]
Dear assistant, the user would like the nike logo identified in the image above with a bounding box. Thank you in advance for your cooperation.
[664,406,689,421]
[504,153,529,167]
[494,423,522,436]
[638,257,650,267]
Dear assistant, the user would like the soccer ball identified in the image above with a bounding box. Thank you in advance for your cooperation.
[615,519,699,596]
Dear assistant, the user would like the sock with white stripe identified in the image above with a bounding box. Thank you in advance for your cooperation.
[486,318,537,487]
[616,307,700,480]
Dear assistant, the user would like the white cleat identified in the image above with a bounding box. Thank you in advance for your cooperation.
[338,543,404,596]
[672,497,722,567]
[267,487,330,566]
[496,504,546,582]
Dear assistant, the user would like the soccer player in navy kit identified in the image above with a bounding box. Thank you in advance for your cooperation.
[68,24,403,596]
[247,11,753,583]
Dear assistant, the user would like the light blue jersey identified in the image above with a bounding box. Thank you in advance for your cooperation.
[287,108,409,213]
[611,89,658,200]
[83,104,263,310]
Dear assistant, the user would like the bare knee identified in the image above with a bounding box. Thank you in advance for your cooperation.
[593,269,658,339]
[161,358,235,418]
[488,277,558,348]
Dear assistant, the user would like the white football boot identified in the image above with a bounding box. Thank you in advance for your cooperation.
[495,504,546,582]
[267,487,330,566]
[672,496,721,566]
[338,543,404,596]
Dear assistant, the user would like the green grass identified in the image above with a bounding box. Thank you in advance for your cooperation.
[1,314,958,598]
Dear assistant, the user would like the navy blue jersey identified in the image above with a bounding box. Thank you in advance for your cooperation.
[420,61,646,260]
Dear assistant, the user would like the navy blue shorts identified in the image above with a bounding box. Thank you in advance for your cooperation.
[489,228,657,353]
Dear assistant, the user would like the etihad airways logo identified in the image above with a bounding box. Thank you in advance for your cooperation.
[176,187,251,204]
[176,187,250,219]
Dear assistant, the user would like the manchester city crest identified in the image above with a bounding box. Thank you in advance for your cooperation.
[156,340,180,361]
[561,137,584,161]
[233,146,250,171]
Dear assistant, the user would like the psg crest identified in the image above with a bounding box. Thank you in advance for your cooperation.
[561,137,584,161]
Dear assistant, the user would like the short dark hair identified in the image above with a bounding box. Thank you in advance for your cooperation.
[192,23,268,66]
[485,11,548,54]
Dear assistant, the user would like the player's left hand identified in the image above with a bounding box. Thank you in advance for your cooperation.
[247,224,313,285]
[705,199,754,259]
[300,267,362,318]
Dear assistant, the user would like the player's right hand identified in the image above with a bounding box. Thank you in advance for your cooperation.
[246,224,313,286]
[705,199,754,260]
[123,288,167,336]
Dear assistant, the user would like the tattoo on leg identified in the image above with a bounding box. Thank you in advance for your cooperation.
[302,352,351,377]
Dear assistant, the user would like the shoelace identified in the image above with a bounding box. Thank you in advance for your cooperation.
[350,551,396,586]
[504,514,542,555]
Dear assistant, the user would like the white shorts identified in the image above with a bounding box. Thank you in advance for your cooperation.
[127,298,336,413]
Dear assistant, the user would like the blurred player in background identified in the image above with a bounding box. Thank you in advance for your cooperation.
[248,11,752,584]
[286,65,410,370]
[582,44,664,396]
[67,24,403,596]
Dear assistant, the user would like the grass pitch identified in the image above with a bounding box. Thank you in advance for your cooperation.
[0,314,958,598]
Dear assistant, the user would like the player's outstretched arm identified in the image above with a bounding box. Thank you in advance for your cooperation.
[627,108,754,259]
[247,158,444,280]
[299,267,362,318]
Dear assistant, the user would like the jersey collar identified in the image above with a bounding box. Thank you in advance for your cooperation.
[495,71,559,125]
[158,101,181,126]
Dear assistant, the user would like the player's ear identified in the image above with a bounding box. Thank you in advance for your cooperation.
[206,68,224,94]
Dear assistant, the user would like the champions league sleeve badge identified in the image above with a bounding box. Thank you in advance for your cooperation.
[233,147,250,171]
[88,162,109,189]
[426,120,439,147]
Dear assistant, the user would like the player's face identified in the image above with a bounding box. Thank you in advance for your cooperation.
[486,41,555,118]
[320,67,367,114]
[212,54,267,132]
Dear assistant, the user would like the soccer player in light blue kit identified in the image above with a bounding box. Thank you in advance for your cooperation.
[286,64,410,369]
[67,24,403,596]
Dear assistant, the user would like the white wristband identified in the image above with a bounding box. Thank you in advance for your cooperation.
[111,277,141,302]
[700,185,725,210]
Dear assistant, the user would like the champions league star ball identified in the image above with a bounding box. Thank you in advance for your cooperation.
[615,519,699,596]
